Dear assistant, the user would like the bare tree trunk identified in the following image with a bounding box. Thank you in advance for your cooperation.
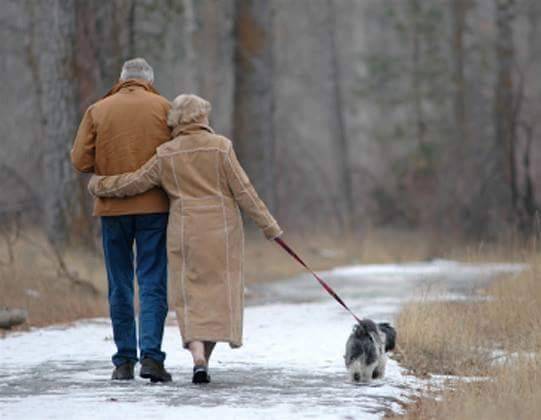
[34,0,80,248]
[446,0,473,227]
[451,0,470,148]
[410,0,426,150]
[233,0,277,213]
[326,0,354,231]
[520,123,537,224]
[24,0,46,182]
[129,0,137,57]
[181,0,198,92]
[192,0,236,138]
[494,0,516,216]
[518,0,541,229]
[72,1,103,249]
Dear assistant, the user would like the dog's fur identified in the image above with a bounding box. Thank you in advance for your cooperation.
[344,319,396,383]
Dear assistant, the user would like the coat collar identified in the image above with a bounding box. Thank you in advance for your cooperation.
[102,79,160,99]
[172,123,215,138]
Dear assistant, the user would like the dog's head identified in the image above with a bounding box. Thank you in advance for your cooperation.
[377,322,396,352]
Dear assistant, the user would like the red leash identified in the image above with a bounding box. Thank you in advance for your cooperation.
[274,237,363,323]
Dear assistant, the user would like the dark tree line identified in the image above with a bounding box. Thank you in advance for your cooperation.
[1,0,540,250]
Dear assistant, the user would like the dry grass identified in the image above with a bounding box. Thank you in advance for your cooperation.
[1,226,538,334]
[0,226,441,329]
[390,258,541,419]
[0,265,108,330]
[396,299,492,376]
[393,355,541,420]
[481,266,541,351]
[0,230,108,329]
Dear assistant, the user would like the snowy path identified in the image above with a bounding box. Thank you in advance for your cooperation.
[0,261,524,420]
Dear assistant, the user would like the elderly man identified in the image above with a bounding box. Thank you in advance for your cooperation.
[71,58,172,382]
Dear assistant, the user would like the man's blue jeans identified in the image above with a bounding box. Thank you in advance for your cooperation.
[101,213,168,367]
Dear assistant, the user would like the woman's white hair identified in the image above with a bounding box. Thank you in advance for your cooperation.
[167,94,212,128]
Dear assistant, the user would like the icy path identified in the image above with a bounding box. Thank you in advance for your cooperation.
[0,260,524,420]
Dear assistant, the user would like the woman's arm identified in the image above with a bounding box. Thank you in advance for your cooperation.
[88,155,162,198]
[223,143,283,240]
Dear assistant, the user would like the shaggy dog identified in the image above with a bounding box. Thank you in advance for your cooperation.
[344,319,396,383]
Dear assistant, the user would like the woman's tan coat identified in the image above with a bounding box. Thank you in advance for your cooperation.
[89,123,282,348]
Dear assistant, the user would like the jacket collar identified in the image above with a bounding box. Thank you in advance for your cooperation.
[102,79,160,99]
[172,123,215,138]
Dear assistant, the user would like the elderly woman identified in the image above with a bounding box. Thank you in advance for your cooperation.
[88,94,282,384]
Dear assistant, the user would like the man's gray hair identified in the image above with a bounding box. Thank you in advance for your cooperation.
[120,58,154,83]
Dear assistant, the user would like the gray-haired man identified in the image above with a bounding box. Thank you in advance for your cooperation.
[72,58,172,382]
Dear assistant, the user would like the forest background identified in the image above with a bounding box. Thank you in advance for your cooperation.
[0,0,539,317]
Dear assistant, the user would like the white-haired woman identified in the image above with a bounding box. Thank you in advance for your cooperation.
[89,94,282,384]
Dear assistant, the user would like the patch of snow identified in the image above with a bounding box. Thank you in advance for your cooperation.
[324,260,526,280]
[24,289,40,299]
[489,350,539,366]
[0,302,436,420]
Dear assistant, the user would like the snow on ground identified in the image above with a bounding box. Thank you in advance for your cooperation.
[0,260,525,420]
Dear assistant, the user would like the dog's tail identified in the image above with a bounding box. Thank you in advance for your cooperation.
[353,319,379,338]
[378,322,397,352]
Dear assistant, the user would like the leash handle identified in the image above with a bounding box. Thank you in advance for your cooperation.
[274,237,363,323]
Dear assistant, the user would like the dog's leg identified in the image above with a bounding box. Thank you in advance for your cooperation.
[363,363,379,383]
[373,355,387,379]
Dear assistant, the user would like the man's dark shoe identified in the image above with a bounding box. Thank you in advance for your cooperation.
[192,365,211,384]
[111,362,135,380]
[140,358,172,383]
